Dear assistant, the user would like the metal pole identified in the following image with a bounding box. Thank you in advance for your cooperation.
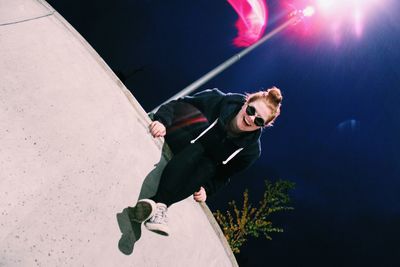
[150,14,301,113]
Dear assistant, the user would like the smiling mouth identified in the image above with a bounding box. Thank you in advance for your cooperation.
[243,116,251,126]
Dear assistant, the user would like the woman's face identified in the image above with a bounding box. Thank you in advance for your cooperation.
[233,99,273,132]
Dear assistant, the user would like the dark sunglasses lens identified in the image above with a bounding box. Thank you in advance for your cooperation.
[254,117,265,127]
[246,105,256,116]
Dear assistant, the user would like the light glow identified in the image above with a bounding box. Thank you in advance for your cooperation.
[353,9,363,37]
[302,6,315,17]
[288,0,383,42]
[316,0,335,14]
[315,0,372,39]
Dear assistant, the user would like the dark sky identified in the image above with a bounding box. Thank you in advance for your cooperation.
[47,0,400,266]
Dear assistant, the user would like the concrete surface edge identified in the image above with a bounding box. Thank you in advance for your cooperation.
[47,6,163,153]
[0,0,54,26]
[200,202,240,267]
[40,1,239,265]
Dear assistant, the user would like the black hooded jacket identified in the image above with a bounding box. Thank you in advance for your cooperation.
[153,89,262,196]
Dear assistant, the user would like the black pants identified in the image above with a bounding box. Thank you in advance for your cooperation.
[150,142,216,207]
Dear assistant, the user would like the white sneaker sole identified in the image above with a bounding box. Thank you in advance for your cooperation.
[145,222,170,236]
[130,199,156,223]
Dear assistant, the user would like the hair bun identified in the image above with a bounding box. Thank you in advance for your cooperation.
[267,86,282,104]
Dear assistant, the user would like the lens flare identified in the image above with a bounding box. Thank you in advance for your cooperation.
[228,0,268,47]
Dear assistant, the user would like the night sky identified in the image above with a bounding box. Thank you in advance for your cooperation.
[46,0,400,266]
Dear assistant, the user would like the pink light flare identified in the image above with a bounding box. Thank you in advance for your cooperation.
[227,0,268,47]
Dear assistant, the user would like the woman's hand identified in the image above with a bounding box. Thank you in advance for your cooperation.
[149,121,166,138]
[193,186,207,202]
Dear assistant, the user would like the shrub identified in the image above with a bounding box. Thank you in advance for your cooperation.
[213,179,295,254]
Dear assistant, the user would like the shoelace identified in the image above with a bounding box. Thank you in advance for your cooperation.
[151,206,168,224]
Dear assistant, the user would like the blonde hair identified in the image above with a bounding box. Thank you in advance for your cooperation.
[245,86,283,127]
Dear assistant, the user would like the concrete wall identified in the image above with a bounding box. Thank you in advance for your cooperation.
[0,0,237,266]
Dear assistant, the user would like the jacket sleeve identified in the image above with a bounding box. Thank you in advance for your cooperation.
[152,99,178,127]
[152,89,223,126]
[203,143,261,196]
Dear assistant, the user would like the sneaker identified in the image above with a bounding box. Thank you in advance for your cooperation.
[144,203,170,236]
[129,199,156,223]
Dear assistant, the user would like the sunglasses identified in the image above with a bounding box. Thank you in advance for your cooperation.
[246,105,266,127]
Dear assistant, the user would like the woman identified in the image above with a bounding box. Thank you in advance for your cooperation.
[130,87,282,236]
